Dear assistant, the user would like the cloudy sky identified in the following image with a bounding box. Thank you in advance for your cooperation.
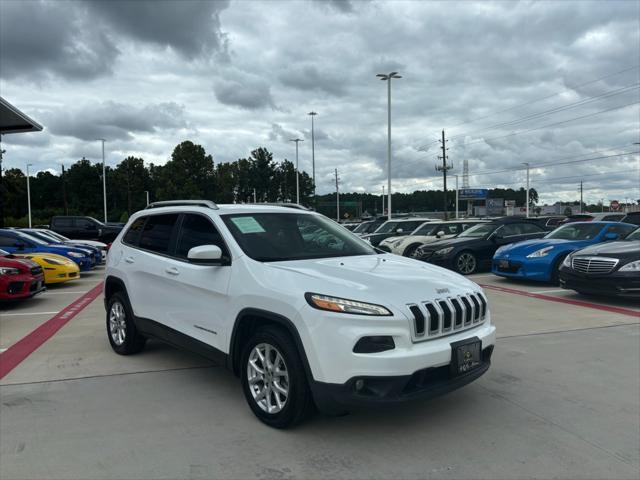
[1,0,639,205]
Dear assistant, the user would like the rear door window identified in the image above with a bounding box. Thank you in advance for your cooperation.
[175,214,228,259]
[138,214,179,254]
[122,218,146,246]
[54,218,74,228]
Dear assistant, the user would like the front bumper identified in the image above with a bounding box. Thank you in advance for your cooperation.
[0,274,46,300]
[311,345,493,412]
[559,269,640,297]
[492,256,552,282]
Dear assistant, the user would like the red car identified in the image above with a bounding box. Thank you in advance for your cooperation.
[0,251,46,301]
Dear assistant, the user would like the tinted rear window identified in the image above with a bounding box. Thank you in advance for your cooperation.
[53,218,74,227]
[138,214,179,254]
[122,218,146,246]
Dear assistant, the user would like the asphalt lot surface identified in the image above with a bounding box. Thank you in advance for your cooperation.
[1,266,638,479]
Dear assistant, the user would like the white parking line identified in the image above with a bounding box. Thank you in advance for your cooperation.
[0,311,59,317]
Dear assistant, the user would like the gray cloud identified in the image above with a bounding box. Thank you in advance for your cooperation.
[0,0,119,80]
[213,68,276,110]
[46,101,187,141]
[312,0,355,13]
[279,64,348,96]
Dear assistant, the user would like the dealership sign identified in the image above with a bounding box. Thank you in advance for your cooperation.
[459,188,489,200]
[610,200,620,211]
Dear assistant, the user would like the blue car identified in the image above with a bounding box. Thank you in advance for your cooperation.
[492,221,637,282]
[21,228,103,264]
[0,229,94,271]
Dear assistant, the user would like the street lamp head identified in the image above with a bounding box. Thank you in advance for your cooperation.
[377,72,402,80]
[308,111,317,116]
[289,138,304,143]
[376,74,388,80]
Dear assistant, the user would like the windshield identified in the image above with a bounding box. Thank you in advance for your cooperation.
[353,222,376,234]
[17,232,48,245]
[413,223,441,236]
[545,223,603,240]
[222,213,377,262]
[88,217,105,226]
[43,230,69,241]
[24,231,55,244]
[625,228,640,241]
[373,221,400,234]
[458,223,497,238]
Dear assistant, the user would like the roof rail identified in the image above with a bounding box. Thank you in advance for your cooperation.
[146,200,219,210]
[252,202,311,211]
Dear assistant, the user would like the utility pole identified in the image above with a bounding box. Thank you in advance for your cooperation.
[253,188,257,203]
[0,139,4,228]
[61,164,68,215]
[145,190,150,207]
[381,185,385,215]
[436,130,452,220]
[580,181,583,213]
[308,111,317,208]
[454,174,459,219]
[98,138,107,222]
[290,138,303,204]
[522,162,530,217]
[26,163,33,228]
[335,168,340,222]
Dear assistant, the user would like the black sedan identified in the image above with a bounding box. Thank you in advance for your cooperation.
[413,219,546,275]
[559,227,640,297]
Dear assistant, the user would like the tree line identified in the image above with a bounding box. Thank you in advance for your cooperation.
[1,139,540,226]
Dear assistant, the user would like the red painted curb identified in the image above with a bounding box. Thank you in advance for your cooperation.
[0,281,104,380]
[480,283,640,318]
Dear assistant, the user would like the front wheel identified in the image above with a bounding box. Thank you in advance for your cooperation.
[455,251,477,275]
[403,243,422,257]
[241,326,314,428]
[106,292,146,355]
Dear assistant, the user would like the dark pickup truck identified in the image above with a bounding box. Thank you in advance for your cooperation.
[50,216,123,242]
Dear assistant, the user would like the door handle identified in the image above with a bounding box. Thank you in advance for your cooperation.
[165,267,180,276]
[124,256,135,264]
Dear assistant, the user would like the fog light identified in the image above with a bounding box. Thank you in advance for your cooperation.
[353,335,395,353]
[355,379,365,391]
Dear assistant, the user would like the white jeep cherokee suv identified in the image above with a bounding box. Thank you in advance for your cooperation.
[104,200,496,428]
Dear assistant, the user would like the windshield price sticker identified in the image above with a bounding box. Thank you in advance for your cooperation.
[231,216,266,234]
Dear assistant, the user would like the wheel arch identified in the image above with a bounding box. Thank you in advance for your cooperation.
[228,308,313,381]
[104,276,128,309]
[402,242,423,256]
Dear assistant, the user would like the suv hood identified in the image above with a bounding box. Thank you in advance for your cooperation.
[266,254,481,311]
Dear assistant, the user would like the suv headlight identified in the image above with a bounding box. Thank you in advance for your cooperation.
[305,293,392,316]
[0,267,20,275]
[527,246,554,258]
[435,247,454,256]
[562,254,572,268]
[619,260,640,272]
[68,252,85,258]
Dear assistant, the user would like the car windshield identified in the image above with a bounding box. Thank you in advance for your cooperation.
[43,230,69,241]
[17,232,48,245]
[413,223,442,236]
[88,217,105,226]
[458,223,496,238]
[373,221,401,233]
[24,231,55,243]
[545,223,604,240]
[353,222,375,234]
[222,213,377,262]
[625,228,640,241]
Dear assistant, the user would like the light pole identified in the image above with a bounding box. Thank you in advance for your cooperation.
[98,138,107,222]
[144,190,150,206]
[290,138,303,204]
[454,174,459,219]
[522,162,530,217]
[26,163,33,228]
[376,71,402,220]
[308,112,317,207]
[381,185,385,215]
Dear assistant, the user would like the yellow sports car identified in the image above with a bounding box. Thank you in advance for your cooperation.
[14,252,80,284]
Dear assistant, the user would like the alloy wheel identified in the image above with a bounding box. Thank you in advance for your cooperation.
[457,253,476,274]
[109,301,127,346]
[247,342,290,414]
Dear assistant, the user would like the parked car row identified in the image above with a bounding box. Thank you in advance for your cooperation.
[0,227,107,301]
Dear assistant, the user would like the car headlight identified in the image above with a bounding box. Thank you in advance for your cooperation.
[305,293,392,316]
[0,267,20,275]
[527,246,554,258]
[435,247,454,256]
[495,246,506,255]
[44,257,64,265]
[393,239,404,247]
[68,252,85,258]
[562,254,572,268]
[619,260,640,272]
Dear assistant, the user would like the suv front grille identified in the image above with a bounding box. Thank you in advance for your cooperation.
[572,256,618,274]
[408,292,487,342]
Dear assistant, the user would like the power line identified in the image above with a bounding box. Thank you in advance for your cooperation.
[447,83,639,142]
[448,65,640,129]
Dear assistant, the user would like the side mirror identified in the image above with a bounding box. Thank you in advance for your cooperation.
[436,230,446,238]
[187,244,224,265]
[604,232,619,241]
[396,228,404,233]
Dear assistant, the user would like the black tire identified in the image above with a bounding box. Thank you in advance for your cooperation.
[550,254,569,285]
[106,292,146,355]
[240,326,314,428]
[454,251,478,275]
[403,243,422,257]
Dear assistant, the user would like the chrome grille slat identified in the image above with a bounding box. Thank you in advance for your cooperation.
[408,291,488,343]
[572,256,618,274]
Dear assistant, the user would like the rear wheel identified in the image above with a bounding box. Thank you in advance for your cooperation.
[241,326,314,428]
[455,251,477,275]
[106,292,146,355]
